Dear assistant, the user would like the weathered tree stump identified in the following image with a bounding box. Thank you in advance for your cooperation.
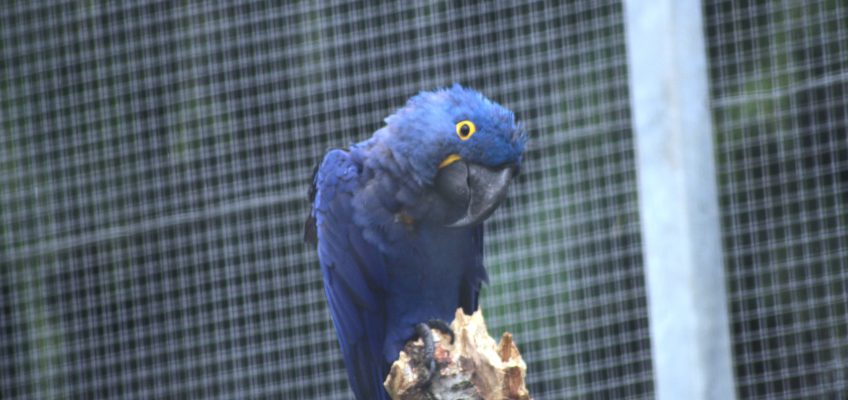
[384,309,531,400]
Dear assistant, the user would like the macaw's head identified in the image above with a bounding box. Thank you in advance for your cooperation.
[381,84,527,227]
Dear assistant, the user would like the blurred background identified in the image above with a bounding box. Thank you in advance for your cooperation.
[1,1,845,399]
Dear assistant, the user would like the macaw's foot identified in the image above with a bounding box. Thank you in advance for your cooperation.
[413,319,455,381]
[425,319,455,344]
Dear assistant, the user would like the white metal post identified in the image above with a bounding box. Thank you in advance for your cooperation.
[623,0,737,398]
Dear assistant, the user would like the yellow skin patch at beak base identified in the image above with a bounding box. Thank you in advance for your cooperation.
[438,154,462,169]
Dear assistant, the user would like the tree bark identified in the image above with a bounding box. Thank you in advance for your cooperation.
[384,309,531,400]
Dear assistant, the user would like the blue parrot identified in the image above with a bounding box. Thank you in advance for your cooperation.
[305,84,526,399]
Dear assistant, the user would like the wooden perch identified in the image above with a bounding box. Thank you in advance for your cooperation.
[384,308,531,400]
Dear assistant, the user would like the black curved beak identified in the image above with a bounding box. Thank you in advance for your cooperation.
[435,160,516,228]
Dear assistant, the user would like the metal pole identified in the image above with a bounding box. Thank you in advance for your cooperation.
[623,0,737,398]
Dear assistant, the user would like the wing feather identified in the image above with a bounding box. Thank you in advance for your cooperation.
[312,150,390,400]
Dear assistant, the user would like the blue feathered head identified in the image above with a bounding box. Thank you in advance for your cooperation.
[378,84,527,227]
[381,84,527,186]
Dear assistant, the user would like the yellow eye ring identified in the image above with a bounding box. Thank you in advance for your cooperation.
[455,120,476,141]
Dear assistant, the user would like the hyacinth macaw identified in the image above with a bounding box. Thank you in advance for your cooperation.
[305,84,526,399]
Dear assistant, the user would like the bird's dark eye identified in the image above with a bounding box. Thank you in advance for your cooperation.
[455,120,476,141]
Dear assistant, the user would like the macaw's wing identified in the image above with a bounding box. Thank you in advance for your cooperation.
[308,149,391,400]
[458,224,489,315]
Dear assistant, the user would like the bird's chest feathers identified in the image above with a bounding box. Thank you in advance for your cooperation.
[382,226,472,336]
[349,162,476,290]
[354,183,467,270]
[389,226,470,282]
[351,166,440,250]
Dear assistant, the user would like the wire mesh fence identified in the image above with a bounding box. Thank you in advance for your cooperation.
[706,1,848,398]
[1,2,650,399]
[1,1,845,399]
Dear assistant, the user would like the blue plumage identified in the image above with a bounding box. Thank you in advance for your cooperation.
[306,84,526,399]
